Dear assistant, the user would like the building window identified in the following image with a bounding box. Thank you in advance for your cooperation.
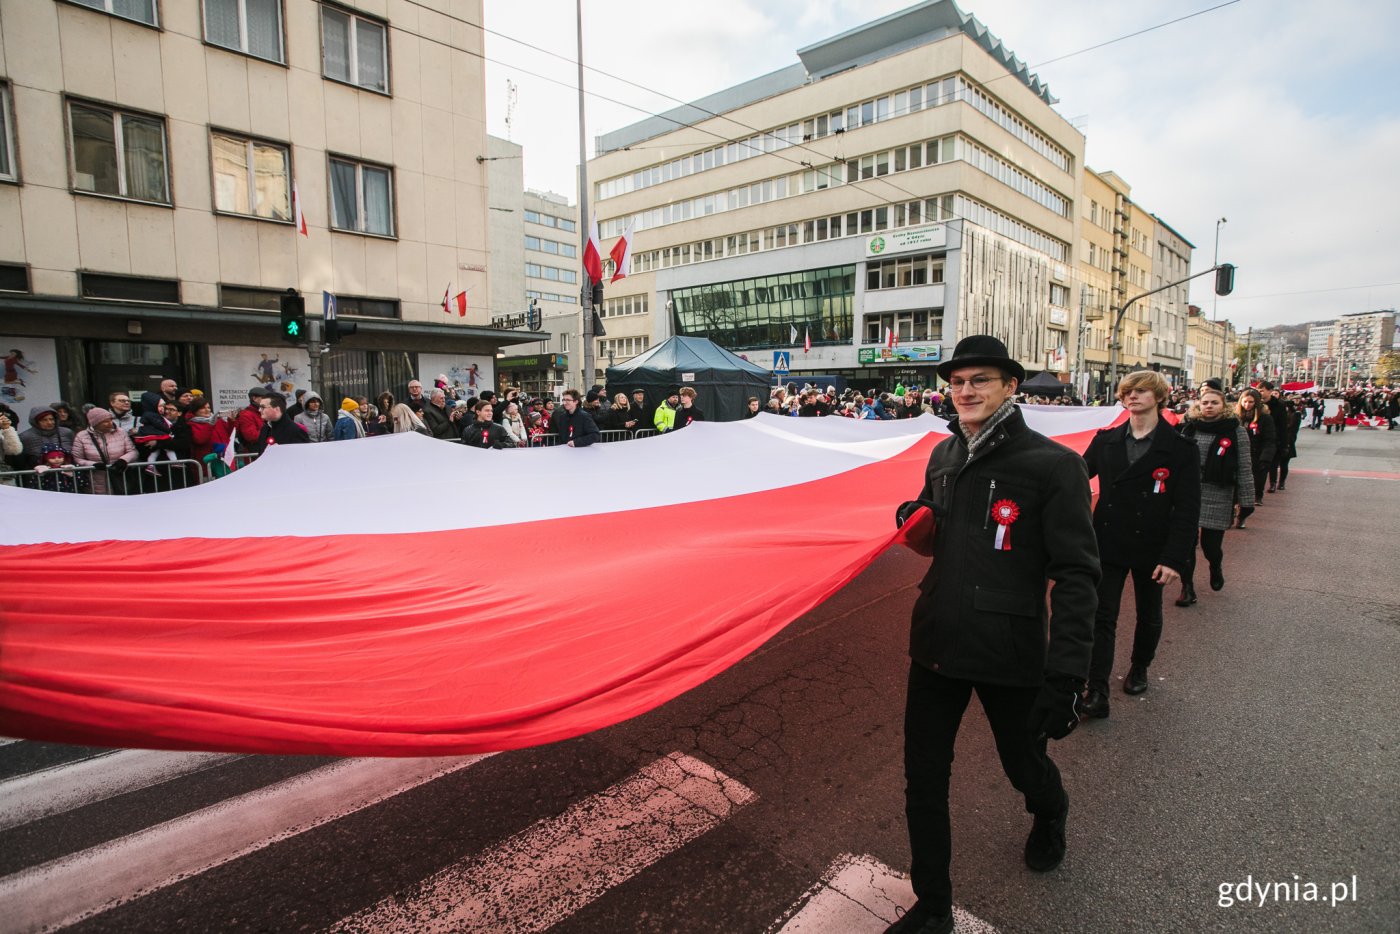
[204,0,285,64]
[335,295,399,318]
[219,284,282,310]
[69,0,158,26]
[81,272,180,303]
[329,156,394,236]
[866,254,945,291]
[671,266,856,351]
[863,310,943,343]
[211,132,290,220]
[0,263,30,293]
[68,100,170,204]
[1050,284,1070,307]
[0,83,15,182]
[321,4,388,93]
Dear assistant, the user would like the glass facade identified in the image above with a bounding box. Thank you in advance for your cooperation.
[671,266,855,350]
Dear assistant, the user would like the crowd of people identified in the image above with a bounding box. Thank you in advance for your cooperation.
[2,365,1394,493]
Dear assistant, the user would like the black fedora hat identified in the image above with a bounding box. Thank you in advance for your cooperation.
[936,335,1025,383]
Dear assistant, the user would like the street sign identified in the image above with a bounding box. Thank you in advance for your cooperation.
[773,351,790,374]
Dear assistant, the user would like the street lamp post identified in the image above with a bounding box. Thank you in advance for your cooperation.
[1213,217,1227,384]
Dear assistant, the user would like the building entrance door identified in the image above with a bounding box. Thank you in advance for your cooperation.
[87,342,185,409]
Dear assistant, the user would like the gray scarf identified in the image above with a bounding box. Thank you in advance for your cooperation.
[964,399,1018,462]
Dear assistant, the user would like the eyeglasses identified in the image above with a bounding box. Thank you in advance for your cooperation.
[947,375,1003,391]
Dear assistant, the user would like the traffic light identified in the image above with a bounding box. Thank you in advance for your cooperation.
[279,289,306,344]
[325,319,357,344]
[1214,263,1235,297]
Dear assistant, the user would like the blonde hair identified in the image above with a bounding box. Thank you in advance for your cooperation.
[679,387,697,399]
[1116,370,1170,405]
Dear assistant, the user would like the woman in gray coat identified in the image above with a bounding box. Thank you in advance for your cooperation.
[1176,386,1255,606]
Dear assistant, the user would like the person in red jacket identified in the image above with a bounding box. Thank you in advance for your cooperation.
[235,387,272,454]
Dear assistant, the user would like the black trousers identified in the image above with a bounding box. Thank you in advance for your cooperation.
[1252,465,1270,502]
[1183,527,1225,589]
[903,663,1065,914]
[1278,456,1292,487]
[1087,563,1163,692]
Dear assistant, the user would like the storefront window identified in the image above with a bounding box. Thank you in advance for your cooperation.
[670,266,855,351]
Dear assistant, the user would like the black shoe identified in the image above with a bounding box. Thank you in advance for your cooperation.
[1236,517,1247,529]
[1267,485,1276,493]
[1123,665,1149,695]
[1209,563,1225,591]
[1081,689,1110,719]
[884,901,954,934]
[1025,792,1069,872]
[1175,583,1197,607]
[1277,484,1286,491]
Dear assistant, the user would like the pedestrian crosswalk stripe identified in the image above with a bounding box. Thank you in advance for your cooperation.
[0,754,491,933]
[0,750,243,831]
[330,751,756,934]
[772,854,999,933]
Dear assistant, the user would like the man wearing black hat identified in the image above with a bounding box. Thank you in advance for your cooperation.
[887,335,1099,934]
[627,388,648,434]
[654,388,679,433]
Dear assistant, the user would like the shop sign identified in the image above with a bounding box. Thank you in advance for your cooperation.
[1049,308,1069,326]
[858,345,943,364]
[865,224,947,258]
[497,354,567,370]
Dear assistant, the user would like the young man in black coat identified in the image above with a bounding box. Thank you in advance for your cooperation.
[888,336,1100,934]
[549,389,601,447]
[1080,371,1201,718]
[461,400,512,449]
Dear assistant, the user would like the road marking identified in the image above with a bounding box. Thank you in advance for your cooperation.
[1290,468,1400,482]
[0,754,490,934]
[772,854,998,933]
[0,750,242,831]
[330,751,756,934]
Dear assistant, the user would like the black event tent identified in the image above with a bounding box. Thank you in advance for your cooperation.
[604,336,773,422]
[1020,371,1070,397]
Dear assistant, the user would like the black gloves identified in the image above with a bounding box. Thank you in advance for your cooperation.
[1028,673,1084,741]
[895,498,944,528]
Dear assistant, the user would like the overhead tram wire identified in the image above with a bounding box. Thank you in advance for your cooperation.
[404,0,1241,267]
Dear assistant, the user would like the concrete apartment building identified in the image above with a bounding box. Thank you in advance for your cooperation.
[0,0,538,411]
[1307,323,1335,360]
[1335,310,1396,382]
[1186,304,1234,387]
[586,0,1084,390]
[1148,215,1192,383]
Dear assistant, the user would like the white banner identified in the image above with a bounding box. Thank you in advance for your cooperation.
[1,337,62,412]
[419,353,494,400]
[209,346,312,414]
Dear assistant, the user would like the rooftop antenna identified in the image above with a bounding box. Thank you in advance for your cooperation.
[504,79,519,141]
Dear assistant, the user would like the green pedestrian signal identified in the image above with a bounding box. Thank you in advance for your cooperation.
[279,290,306,345]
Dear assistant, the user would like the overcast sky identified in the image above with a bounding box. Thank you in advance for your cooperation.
[482,0,1400,332]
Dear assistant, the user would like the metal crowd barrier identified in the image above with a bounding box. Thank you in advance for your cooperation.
[598,430,631,444]
[1,465,96,493]
[530,433,560,447]
[631,429,659,440]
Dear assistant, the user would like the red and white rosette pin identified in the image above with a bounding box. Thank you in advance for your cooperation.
[1152,467,1169,494]
[1217,436,1232,458]
[991,499,1019,551]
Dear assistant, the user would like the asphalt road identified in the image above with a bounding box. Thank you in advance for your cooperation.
[3,420,1396,933]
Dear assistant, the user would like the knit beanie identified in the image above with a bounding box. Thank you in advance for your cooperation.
[341,397,359,412]
[86,407,114,426]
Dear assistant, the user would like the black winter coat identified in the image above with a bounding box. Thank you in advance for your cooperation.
[1241,407,1276,467]
[910,406,1100,688]
[1082,418,1201,574]
[258,415,309,447]
[549,407,601,447]
[461,420,512,449]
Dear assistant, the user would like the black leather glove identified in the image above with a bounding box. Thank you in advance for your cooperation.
[895,498,945,528]
[1028,673,1084,741]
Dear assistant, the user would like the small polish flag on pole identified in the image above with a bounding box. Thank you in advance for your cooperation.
[790,324,798,344]
[609,216,635,284]
[441,284,452,315]
[583,212,604,284]
[292,181,308,236]
[454,291,468,317]
[804,327,811,354]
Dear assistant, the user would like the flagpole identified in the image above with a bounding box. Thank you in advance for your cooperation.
[577,0,595,393]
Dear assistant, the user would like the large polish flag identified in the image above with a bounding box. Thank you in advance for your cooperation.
[609,216,635,284]
[0,408,1123,757]
[583,211,604,284]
